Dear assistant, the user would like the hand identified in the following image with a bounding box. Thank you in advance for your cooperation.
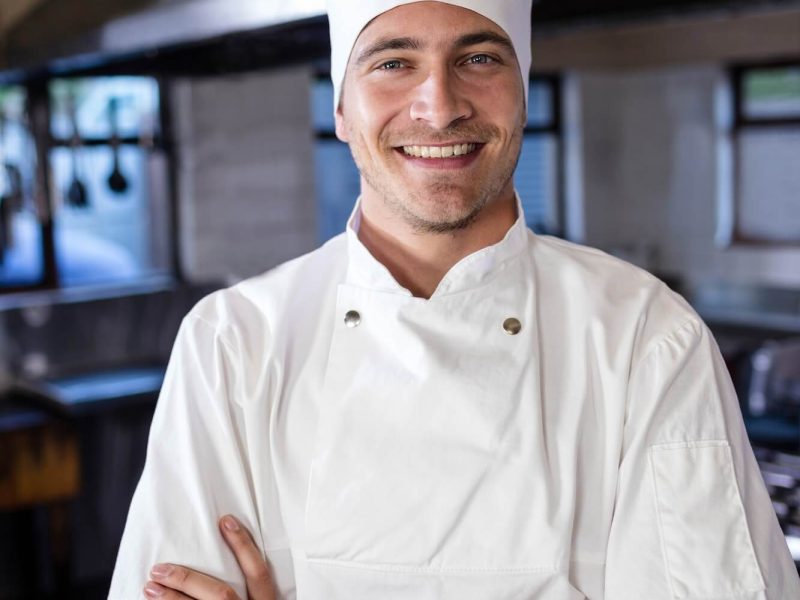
[143,515,276,600]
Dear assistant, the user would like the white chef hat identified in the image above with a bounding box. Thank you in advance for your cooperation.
[327,0,533,111]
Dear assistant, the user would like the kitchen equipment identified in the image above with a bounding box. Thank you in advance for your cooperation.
[107,97,129,195]
[12,365,165,417]
[65,92,89,208]
[756,448,800,566]
[749,339,800,418]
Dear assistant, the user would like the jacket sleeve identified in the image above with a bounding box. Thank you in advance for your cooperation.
[604,318,800,600]
[108,313,264,599]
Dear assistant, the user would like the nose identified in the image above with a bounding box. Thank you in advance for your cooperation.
[409,67,473,130]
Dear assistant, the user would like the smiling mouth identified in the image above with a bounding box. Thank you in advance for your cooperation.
[401,143,479,159]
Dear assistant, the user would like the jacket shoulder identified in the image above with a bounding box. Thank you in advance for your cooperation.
[530,234,702,351]
[185,233,347,343]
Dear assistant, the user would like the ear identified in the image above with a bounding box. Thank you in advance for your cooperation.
[334,99,351,143]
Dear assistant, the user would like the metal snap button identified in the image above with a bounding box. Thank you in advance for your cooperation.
[503,317,522,336]
[344,310,361,328]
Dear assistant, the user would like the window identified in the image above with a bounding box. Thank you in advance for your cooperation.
[310,77,361,242]
[311,74,564,241]
[515,75,563,236]
[729,63,800,244]
[0,76,173,293]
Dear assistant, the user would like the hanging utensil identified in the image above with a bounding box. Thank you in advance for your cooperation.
[1,104,25,221]
[107,97,129,195]
[66,90,89,208]
[2,161,23,263]
[4,163,22,213]
[0,105,23,213]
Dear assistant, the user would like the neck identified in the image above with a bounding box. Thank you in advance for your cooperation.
[357,189,518,299]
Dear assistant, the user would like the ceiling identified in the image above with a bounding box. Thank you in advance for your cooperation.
[533,0,794,22]
[1,0,798,82]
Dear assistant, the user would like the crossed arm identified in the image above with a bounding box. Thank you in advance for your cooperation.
[142,515,274,600]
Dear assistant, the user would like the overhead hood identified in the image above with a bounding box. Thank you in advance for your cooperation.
[87,0,326,59]
[1,0,328,79]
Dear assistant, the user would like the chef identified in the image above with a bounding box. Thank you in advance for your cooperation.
[109,1,800,599]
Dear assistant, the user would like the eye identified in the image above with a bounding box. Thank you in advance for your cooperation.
[466,54,494,65]
[378,60,404,71]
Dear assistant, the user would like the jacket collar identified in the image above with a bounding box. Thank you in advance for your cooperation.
[344,195,530,298]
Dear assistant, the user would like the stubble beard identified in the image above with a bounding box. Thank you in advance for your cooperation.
[350,123,524,235]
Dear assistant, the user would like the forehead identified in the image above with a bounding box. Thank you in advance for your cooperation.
[354,2,508,52]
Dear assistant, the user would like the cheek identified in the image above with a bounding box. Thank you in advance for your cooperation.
[468,72,523,108]
[487,82,523,113]
[351,93,403,145]
[490,95,526,138]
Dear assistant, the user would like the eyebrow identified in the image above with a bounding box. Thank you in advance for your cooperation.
[355,37,421,66]
[354,30,516,66]
[454,31,515,55]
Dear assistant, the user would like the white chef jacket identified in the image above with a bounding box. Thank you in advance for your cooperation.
[109,198,800,600]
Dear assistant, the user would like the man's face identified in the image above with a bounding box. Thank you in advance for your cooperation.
[335,1,526,233]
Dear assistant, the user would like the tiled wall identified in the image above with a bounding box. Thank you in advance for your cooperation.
[172,65,319,284]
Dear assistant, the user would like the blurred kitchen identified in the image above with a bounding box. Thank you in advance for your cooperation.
[0,0,798,597]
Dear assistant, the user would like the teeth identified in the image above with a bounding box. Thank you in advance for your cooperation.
[402,143,477,158]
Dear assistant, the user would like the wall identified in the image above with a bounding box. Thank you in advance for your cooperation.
[532,5,800,71]
[172,66,318,283]
[575,65,800,288]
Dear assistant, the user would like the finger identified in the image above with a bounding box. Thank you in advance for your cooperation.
[219,515,276,600]
[148,563,240,600]
[143,580,194,599]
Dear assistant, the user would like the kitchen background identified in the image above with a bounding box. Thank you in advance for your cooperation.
[0,0,798,597]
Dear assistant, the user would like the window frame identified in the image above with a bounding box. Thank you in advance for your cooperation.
[519,72,564,236]
[0,75,180,295]
[728,59,800,246]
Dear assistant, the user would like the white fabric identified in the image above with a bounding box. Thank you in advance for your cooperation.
[109,200,799,599]
[327,0,533,110]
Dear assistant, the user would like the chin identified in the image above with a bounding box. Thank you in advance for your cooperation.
[401,194,488,234]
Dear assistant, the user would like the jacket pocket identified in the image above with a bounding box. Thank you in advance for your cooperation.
[649,440,765,600]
